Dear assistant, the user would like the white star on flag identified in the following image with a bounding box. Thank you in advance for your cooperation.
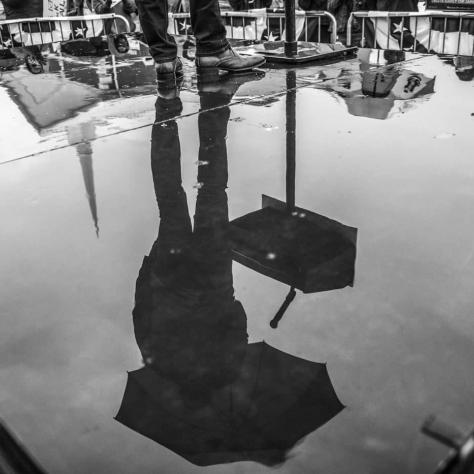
[2,38,12,47]
[265,31,279,42]
[392,21,408,35]
[179,21,189,31]
[74,26,87,37]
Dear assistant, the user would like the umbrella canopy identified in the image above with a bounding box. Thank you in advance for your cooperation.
[116,341,344,467]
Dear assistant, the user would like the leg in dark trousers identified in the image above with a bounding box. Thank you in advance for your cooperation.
[136,0,178,62]
[189,0,229,56]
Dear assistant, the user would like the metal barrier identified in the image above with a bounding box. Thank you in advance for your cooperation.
[169,10,338,44]
[0,14,130,50]
[347,11,474,56]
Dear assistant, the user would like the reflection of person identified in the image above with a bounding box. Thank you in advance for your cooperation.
[118,74,345,466]
[135,0,265,80]
[133,78,257,399]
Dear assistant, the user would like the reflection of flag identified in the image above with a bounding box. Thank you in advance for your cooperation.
[365,14,474,55]
[318,66,436,120]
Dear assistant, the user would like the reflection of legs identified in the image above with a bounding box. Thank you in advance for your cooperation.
[193,95,232,291]
[150,97,192,278]
[136,0,177,62]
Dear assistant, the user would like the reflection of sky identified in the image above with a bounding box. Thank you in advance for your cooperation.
[1,52,474,474]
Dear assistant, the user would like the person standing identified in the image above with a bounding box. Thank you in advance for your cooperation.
[135,0,265,79]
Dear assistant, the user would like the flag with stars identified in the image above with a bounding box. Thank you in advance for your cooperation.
[0,2,107,48]
[261,9,306,42]
[167,13,194,35]
[363,13,474,55]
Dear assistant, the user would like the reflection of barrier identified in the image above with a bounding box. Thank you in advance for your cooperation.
[169,10,338,43]
[0,14,130,50]
[347,11,474,56]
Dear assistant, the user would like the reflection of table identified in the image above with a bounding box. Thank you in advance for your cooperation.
[230,71,357,328]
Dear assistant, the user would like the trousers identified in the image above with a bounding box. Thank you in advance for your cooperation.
[136,0,229,62]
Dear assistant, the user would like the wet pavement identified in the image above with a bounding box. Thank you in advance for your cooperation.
[1,40,474,474]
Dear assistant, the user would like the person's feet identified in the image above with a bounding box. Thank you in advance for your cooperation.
[195,47,265,73]
[156,57,184,83]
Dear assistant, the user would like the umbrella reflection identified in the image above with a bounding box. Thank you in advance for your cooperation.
[116,75,344,467]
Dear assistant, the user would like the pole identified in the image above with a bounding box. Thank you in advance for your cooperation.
[284,0,298,56]
[286,70,296,212]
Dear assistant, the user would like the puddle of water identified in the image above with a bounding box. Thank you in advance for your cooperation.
[1,48,473,474]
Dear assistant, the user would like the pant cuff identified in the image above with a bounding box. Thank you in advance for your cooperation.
[195,40,230,57]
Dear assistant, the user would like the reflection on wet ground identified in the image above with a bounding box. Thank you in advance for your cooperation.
[117,87,345,465]
[1,41,474,474]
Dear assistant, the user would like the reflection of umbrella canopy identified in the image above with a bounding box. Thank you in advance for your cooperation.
[116,341,344,467]
[0,67,98,132]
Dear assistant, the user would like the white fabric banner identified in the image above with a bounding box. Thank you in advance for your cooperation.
[43,0,68,17]
[367,15,474,55]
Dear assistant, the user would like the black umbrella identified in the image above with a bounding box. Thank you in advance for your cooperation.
[230,70,357,328]
[116,341,344,467]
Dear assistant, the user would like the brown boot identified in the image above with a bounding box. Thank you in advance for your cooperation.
[195,47,265,73]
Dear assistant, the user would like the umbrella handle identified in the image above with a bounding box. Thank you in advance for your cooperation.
[270,287,297,329]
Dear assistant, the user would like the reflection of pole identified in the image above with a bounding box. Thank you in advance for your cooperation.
[284,0,297,57]
[286,70,296,212]
[67,123,100,237]
[78,146,100,238]
[270,287,296,328]
[110,54,122,97]
[271,70,298,330]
